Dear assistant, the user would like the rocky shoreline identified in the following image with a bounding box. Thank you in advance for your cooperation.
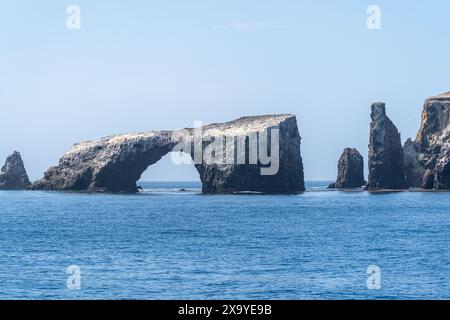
[1,92,449,193]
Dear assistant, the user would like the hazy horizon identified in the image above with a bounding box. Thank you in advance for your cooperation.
[2,1,450,182]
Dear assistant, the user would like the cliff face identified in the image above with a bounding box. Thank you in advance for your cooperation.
[404,92,450,189]
[195,115,304,193]
[0,151,31,190]
[33,114,305,193]
[434,145,450,189]
[403,138,424,188]
[366,102,407,190]
[328,148,365,189]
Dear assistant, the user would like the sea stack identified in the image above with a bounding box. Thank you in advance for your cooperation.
[404,92,450,189]
[33,114,305,194]
[195,115,305,193]
[328,148,365,189]
[366,102,407,190]
[0,151,31,190]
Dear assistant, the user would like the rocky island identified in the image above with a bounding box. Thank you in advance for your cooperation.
[328,148,365,189]
[32,114,305,194]
[364,93,449,191]
[0,151,31,190]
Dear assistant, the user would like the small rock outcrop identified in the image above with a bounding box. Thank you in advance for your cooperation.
[328,148,365,189]
[0,151,31,190]
[33,114,305,194]
[404,92,450,189]
[366,102,407,190]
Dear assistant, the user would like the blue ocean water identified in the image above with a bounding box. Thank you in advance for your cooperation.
[0,181,449,300]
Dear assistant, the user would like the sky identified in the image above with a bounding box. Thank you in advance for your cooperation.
[1,0,450,181]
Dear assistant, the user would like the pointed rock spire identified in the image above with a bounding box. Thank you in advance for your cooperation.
[0,151,31,190]
[366,102,407,190]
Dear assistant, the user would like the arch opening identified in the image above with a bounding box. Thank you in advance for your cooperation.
[137,151,201,190]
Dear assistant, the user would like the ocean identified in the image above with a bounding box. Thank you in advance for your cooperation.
[0,181,449,299]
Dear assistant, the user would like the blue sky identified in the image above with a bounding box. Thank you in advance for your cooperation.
[1,0,450,181]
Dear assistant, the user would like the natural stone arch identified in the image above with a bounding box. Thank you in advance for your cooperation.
[33,131,177,193]
[138,151,201,183]
[33,115,305,194]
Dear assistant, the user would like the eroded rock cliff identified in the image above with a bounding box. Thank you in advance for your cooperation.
[33,114,305,193]
[403,138,423,188]
[0,151,31,190]
[328,148,365,189]
[194,115,305,193]
[366,102,407,190]
[404,92,450,189]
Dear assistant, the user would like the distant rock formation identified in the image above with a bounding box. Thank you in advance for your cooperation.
[404,92,450,189]
[0,151,31,190]
[328,148,365,189]
[33,114,305,194]
[366,102,407,190]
